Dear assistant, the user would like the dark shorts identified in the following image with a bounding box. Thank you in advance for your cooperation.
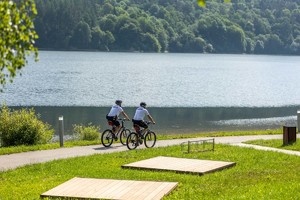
[106,115,120,126]
[132,119,148,129]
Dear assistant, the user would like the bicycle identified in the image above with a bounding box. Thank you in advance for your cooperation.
[126,121,157,150]
[101,118,131,147]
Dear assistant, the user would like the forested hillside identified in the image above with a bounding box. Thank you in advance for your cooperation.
[34,0,300,54]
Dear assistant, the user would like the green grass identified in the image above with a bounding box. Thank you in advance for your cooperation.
[245,139,300,151]
[157,129,281,140]
[0,140,100,155]
[0,144,299,199]
[0,129,281,155]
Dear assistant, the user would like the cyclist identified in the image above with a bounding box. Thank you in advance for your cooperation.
[106,100,130,137]
[132,102,155,137]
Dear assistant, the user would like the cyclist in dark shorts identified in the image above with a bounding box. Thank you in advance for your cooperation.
[132,102,155,136]
[106,100,130,136]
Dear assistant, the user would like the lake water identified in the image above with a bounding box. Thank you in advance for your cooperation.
[1,51,300,134]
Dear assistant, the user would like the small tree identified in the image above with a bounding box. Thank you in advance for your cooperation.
[0,0,39,91]
[0,105,53,147]
[73,123,100,141]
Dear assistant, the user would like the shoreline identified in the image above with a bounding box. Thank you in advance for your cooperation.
[3,106,298,135]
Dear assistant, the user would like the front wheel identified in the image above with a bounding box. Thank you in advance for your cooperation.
[144,131,156,148]
[101,129,114,147]
[120,129,131,145]
[126,132,139,150]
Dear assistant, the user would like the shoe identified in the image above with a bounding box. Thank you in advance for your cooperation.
[138,132,144,139]
[139,139,143,144]
[112,134,118,141]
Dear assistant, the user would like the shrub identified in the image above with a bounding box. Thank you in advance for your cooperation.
[73,123,100,141]
[0,105,54,147]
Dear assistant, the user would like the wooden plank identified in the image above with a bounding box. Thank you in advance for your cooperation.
[68,178,96,197]
[116,181,145,199]
[144,182,178,200]
[91,179,120,198]
[98,180,128,199]
[41,177,82,197]
[74,178,104,198]
[130,181,159,200]
[41,178,178,200]
[122,156,235,175]
[114,180,142,199]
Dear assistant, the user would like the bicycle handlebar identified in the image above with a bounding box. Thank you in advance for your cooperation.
[117,118,130,122]
[145,121,155,125]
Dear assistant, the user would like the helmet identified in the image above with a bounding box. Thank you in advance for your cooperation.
[115,100,122,105]
[140,102,147,108]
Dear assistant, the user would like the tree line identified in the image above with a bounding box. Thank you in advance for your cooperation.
[34,0,300,55]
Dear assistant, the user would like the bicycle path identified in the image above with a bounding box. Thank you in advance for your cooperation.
[1,134,299,172]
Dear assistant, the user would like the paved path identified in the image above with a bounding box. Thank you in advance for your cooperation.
[1,134,299,172]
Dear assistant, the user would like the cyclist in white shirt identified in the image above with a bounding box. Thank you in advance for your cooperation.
[132,102,155,136]
[106,100,130,136]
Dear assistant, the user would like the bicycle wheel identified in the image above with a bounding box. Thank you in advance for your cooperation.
[101,129,114,147]
[126,132,139,150]
[144,131,156,148]
[120,129,131,145]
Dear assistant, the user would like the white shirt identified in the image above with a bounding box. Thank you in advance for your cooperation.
[133,106,149,120]
[107,105,123,117]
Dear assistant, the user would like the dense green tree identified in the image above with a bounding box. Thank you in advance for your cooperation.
[32,0,300,55]
[254,40,264,54]
[99,14,118,33]
[253,17,271,35]
[156,29,169,52]
[197,15,228,52]
[70,21,92,49]
[103,31,115,51]
[115,18,141,50]
[290,36,300,54]
[91,26,105,50]
[264,34,284,54]
[140,33,161,52]
[225,25,246,53]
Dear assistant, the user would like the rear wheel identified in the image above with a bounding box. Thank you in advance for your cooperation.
[101,129,114,147]
[120,129,131,145]
[144,131,156,148]
[126,132,139,150]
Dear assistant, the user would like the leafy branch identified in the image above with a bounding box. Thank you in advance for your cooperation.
[0,0,39,91]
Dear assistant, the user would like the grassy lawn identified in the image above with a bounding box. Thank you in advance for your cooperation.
[0,129,281,155]
[0,144,299,199]
[245,139,300,151]
[0,140,100,155]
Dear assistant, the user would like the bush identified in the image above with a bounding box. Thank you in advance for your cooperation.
[0,105,54,147]
[73,123,100,141]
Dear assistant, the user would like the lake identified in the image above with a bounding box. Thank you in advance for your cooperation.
[1,51,300,134]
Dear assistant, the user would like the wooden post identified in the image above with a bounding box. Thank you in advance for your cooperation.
[283,126,296,146]
[297,110,300,133]
[59,116,64,147]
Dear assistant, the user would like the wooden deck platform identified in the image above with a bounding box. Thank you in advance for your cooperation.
[41,177,178,200]
[122,156,236,175]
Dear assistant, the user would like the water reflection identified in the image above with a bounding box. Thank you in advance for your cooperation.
[9,106,299,135]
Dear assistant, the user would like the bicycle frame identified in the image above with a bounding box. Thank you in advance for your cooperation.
[126,121,156,150]
[133,121,152,135]
[110,119,127,136]
[101,119,131,147]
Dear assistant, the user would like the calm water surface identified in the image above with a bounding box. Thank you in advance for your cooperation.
[1,51,300,134]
